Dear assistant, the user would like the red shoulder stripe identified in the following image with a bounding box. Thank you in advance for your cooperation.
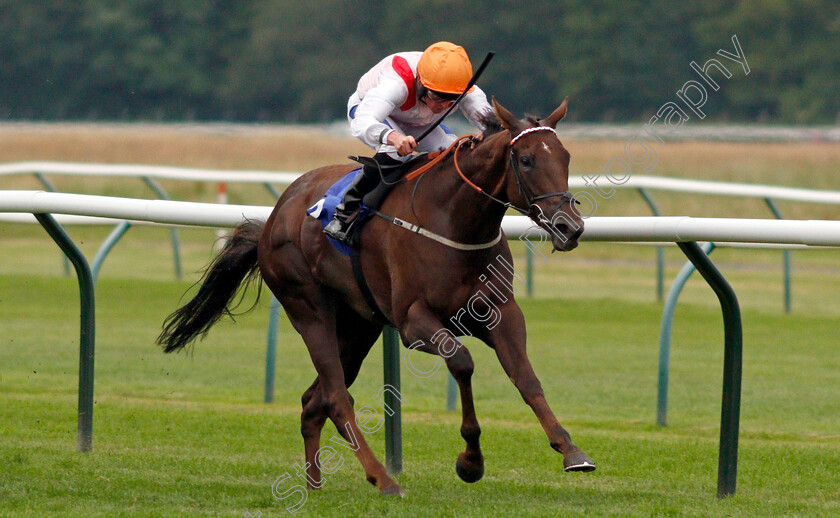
[391,56,417,111]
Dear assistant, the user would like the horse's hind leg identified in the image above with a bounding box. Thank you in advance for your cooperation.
[300,379,328,489]
[299,306,382,489]
[400,302,485,483]
[279,289,401,495]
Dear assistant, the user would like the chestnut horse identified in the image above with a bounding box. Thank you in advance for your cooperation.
[157,98,594,496]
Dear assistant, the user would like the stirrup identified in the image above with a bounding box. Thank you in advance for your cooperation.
[324,216,358,245]
[324,217,348,240]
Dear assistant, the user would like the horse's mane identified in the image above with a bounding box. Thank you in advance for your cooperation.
[478,112,505,137]
[524,115,542,127]
[478,111,543,139]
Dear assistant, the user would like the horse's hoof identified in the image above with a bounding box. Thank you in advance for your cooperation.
[455,451,485,483]
[380,483,405,497]
[563,450,596,472]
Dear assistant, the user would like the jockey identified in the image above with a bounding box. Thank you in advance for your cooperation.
[324,41,494,244]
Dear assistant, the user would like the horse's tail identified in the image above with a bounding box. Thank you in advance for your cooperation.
[157,219,264,353]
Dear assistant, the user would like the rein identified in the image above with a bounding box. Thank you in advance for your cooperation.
[403,136,466,181]
[369,135,504,251]
[372,126,575,251]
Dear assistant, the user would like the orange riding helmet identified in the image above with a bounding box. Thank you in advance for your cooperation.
[417,41,476,95]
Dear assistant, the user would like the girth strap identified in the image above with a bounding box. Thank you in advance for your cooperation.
[350,245,391,325]
[372,210,504,251]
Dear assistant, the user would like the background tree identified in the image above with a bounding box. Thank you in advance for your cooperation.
[0,0,836,123]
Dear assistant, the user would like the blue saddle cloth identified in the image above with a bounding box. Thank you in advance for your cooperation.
[306,168,370,256]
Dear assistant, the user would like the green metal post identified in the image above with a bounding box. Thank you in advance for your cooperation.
[781,249,791,313]
[33,173,72,277]
[264,296,280,403]
[526,245,534,297]
[382,326,403,475]
[263,182,283,199]
[763,198,791,313]
[142,177,182,280]
[92,221,132,283]
[676,241,742,499]
[655,245,665,302]
[657,241,716,426]
[637,188,664,301]
[33,172,58,192]
[446,373,458,411]
[35,213,96,452]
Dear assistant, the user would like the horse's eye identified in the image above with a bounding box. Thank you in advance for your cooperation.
[520,155,533,168]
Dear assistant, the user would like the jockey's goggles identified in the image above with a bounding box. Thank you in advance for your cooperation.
[425,89,460,103]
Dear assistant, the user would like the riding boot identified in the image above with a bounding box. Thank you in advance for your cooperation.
[324,159,384,244]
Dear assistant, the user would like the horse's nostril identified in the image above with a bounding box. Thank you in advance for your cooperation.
[554,224,568,236]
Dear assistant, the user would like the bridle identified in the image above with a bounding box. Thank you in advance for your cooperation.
[372,125,578,251]
[454,126,578,217]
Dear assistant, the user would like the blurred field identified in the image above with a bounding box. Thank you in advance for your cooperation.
[1,123,839,314]
[2,122,840,219]
[1,124,839,516]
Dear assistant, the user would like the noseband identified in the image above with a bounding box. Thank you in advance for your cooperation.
[454,127,578,217]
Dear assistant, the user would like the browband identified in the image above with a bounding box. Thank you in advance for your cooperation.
[510,126,557,146]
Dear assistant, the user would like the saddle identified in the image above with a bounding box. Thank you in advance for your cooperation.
[306,158,413,256]
[306,144,464,323]
[307,148,454,254]
[304,159,411,323]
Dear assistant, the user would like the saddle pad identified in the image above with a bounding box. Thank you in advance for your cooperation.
[306,168,368,256]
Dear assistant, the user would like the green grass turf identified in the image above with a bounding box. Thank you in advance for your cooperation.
[1,259,839,516]
[3,126,839,516]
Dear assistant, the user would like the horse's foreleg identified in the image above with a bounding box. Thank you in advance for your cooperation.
[448,347,485,483]
[484,303,596,472]
[401,303,484,482]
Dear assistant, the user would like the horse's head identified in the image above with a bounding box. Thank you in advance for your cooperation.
[492,97,583,252]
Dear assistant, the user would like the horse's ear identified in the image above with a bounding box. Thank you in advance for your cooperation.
[492,97,520,131]
[543,97,569,129]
